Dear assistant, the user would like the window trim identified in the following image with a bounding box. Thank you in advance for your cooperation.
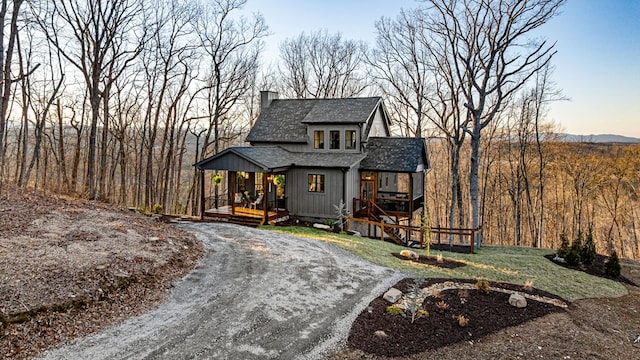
[345,130,357,150]
[314,130,325,149]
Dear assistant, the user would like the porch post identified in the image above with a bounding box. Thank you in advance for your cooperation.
[408,172,414,217]
[263,172,269,223]
[231,171,236,215]
[199,169,205,220]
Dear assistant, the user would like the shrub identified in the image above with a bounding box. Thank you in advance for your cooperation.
[416,309,429,319]
[406,277,425,323]
[558,233,570,258]
[455,314,469,327]
[323,218,336,227]
[523,280,534,290]
[386,305,404,315]
[152,204,164,214]
[436,301,450,310]
[582,229,597,266]
[565,233,583,266]
[604,251,621,278]
[475,279,491,294]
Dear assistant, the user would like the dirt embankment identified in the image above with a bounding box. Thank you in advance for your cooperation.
[0,188,203,359]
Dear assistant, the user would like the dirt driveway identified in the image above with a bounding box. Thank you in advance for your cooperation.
[37,222,402,360]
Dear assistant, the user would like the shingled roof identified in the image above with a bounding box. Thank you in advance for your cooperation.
[246,97,382,144]
[359,137,430,173]
[195,146,366,172]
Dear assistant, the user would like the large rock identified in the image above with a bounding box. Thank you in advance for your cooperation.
[374,330,388,339]
[383,287,403,303]
[313,223,331,230]
[399,249,419,260]
[509,293,527,308]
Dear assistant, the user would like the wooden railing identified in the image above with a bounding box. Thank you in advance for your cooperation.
[430,226,482,254]
[353,194,424,215]
[354,198,398,225]
[346,216,426,248]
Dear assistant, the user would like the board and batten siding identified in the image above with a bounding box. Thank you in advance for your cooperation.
[344,167,360,215]
[286,168,348,219]
[198,152,264,173]
[364,106,390,139]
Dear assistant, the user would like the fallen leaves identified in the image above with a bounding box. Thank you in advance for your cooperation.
[0,188,203,359]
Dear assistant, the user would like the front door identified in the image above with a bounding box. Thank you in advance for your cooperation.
[361,179,375,209]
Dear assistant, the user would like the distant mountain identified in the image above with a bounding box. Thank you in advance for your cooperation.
[559,133,640,144]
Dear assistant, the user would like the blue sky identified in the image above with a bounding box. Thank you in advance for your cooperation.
[243,0,640,138]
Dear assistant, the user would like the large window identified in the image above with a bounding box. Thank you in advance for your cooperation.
[330,130,340,149]
[314,130,324,149]
[345,130,356,149]
[308,174,325,193]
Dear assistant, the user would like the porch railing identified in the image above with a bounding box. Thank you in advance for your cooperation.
[353,194,423,215]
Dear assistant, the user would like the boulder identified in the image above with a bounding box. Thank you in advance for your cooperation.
[383,287,403,303]
[346,230,361,237]
[374,330,388,338]
[399,249,419,260]
[313,223,331,230]
[509,293,527,308]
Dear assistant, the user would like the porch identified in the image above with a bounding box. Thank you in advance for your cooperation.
[203,205,289,226]
[353,193,425,218]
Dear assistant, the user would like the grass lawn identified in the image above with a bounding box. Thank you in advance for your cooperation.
[263,226,627,301]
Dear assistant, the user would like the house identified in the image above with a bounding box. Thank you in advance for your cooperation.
[194,91,430,244]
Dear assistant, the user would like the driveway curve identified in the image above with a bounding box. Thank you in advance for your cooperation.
[38,222,402,360]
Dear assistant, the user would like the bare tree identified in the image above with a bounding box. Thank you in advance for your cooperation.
[423,0,565,247]
[370,9,430,137]
[0,0,24,191]
[36,0,144,199]
[280,29,367,99]
[196,0,267,158]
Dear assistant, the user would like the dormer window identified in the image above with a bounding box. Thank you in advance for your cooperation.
[345,130,356,149]
[314,130,324,149]
[330,131,340,149]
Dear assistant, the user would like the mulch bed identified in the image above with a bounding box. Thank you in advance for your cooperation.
[348,278,566,357]
[392,253,466,269]
[429,242,474,254]
[544,253,637,286]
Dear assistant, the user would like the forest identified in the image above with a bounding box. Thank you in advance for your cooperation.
[1,0,638,258]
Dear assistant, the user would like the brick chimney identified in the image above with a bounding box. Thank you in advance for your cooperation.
[260,91,278,111]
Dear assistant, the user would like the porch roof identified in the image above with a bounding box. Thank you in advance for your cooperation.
[360,137,430,173]
[194,146,366,172]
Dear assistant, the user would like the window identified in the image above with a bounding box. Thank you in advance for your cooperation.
[345,130,356,149]
[308,174,325,193]
[330,130,340,149]
[314,130,324,149]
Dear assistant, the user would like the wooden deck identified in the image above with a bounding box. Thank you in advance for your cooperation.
[204,205,288,225]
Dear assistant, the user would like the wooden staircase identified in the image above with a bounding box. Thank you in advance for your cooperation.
[227,214,263,228]
[362,201,406,246]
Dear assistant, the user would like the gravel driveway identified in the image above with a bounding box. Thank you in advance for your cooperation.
[38,222,401,360]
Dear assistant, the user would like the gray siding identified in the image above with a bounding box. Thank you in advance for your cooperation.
[378,172,398,193]
[286,168,345,219]
[365,107,389,139]
[413,171,425,197]
[199,153,265,172]
[345,167,360,214]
